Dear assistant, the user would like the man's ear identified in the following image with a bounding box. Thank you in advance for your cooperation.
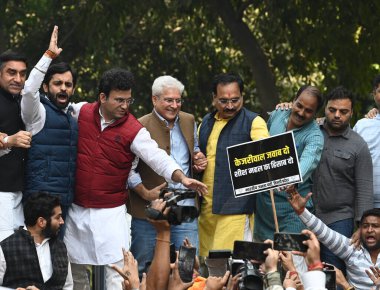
[99,92,107,103]
[37,217,47,228]
[152,95,158,106]
[211,93,216,106]
[42,83,48,93]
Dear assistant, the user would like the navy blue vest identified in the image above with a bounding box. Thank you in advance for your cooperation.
[24,96,78,206]
[199,107,257,214]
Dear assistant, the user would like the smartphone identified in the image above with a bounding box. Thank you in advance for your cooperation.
[170,243,176,264]
[208,249,232,259]
[323,263,336,290]
[232,241,272,262]
[273,232,309,252]
[178,246,196,283]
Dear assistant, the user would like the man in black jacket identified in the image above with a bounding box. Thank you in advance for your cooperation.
[0,192,72,289]
[0,50,32,242]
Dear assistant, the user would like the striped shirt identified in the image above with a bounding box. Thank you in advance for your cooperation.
[354,115,380,208]
[254,109,324,240]
[300,209,380,290]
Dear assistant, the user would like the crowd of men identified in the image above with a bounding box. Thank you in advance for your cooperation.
[1,26,380,290]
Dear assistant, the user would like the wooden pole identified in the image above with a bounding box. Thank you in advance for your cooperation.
[269,189,279,232]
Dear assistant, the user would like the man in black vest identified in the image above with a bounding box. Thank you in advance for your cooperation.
[0,192,73,289]
[0,50,32,242]
[198,73,270,260]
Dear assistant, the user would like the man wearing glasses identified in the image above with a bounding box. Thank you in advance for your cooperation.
[198,73,269,260]
[127,75,207,275]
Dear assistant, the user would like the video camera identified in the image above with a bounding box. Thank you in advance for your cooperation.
[207,241,266,290]
[145,187,199,225]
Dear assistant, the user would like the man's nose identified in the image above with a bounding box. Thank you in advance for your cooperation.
[226,101,234,109]
[14,73,22,83]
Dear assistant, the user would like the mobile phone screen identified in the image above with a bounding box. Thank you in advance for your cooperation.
[170,243,176,264]
[273,232,309,252]
[178,246,196,283]
[208,249,232,259]
[232,240,271,262]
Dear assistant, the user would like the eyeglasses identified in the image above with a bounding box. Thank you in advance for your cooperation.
[113,97,135,105]
[217,97,241,105]
[160,97,184,105]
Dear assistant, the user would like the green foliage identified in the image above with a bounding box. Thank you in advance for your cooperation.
[1,0,379,123]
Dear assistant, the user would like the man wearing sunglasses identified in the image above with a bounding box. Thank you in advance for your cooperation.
[198,73,269,261]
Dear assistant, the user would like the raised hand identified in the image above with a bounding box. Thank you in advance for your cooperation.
[46,25,63,57]
[286,189,312,215]
[366,266,380,286]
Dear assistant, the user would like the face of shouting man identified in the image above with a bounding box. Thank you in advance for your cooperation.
[360,215,380,252]
[43,71,75,109]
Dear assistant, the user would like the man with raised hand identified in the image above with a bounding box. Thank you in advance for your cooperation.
[288,189,380,290]
[21,26,82,229]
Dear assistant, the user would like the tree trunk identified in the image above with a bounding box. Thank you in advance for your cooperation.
[208,0,279,115]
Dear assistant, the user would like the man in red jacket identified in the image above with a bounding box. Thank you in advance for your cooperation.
[63,68,207,290]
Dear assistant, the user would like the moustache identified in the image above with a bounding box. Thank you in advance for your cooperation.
[223,108,237,113]
[56,92,69,98]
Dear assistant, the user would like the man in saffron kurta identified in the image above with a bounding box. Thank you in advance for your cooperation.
[198,73,269,257]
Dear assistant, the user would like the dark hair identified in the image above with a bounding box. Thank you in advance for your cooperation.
[98,68,135,98]
[294,85,323,111]
[24,192,61,227]
[372,75,380,92]
[43,62,77,87]
[360,208,380,225]
[324,86,354,109]
[0,50,28,69]
[212,73,244,95]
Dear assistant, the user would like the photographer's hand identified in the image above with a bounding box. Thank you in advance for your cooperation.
[133,182,166,201]
[147,199,170,232]
[279,251,297,272]
[225,272,241,290]
[205,270,230,290]
[292,230,321,270]
[263,248,279,273]
[168,261,194,290]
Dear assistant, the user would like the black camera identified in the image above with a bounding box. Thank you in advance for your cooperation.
[145,188,199,225]
[230,260,263,290]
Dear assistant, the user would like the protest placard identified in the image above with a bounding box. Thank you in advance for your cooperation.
[227,131,301,198]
